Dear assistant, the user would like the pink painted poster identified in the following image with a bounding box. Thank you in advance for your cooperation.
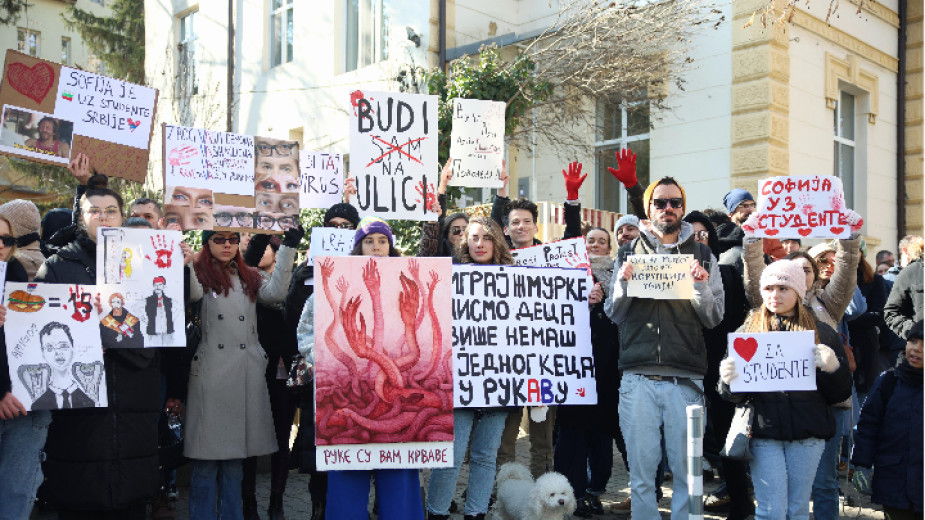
[748,175,851,239]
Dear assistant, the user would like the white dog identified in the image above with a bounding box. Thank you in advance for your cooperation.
[491,462,577,520]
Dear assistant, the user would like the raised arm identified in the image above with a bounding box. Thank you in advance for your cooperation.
[257,226,302,304]
[562,161,586,240]
[818,236,861,323]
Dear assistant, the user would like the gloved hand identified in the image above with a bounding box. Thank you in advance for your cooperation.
[852,466,872,495]
[282,224,306,248]
[607,149,637,188]
[741,213,760,237]
[844,209,864,235]
[529,406,549,423]
[814,344,840,373]
[562,161,586,200]
[720,357,738,385]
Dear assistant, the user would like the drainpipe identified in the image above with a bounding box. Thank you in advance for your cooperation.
[897,0,907,241]
[226,0,235,132]
[439,0,446,71]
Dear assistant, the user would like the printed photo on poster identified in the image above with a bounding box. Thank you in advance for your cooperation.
[213,204,257,230]
[0,105,72,163]
[255,137,300,230]
[4,282,108,411]
[163,186,214,231]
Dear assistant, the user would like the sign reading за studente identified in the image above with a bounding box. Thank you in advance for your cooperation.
[728,331,816,393]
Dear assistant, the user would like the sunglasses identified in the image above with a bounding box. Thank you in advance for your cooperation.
[652,198,684,210]
[450,226,465,236]
[325,221,355,229]
[210,236,241,245]
[694,230,709,241]
[0,235,14,247]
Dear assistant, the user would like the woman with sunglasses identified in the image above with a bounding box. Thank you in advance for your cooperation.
[418,159,468,258]
[179,224,302,520]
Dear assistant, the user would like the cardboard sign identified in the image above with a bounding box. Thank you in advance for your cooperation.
[4,282,108,411]
[0,50,158,182]
[752,175,851,239]
[314,256,454,470]
[448,98,505,188]
[96,228,185,348]
[306,228,355,266]
[511,237,591,274]
[452,265,596,408]
[728,331,816,392]
[349,90,439,221]
[626,254,694,300]
[300,151,343,209]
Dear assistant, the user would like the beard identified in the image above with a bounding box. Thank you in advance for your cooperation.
[653,218,681,235]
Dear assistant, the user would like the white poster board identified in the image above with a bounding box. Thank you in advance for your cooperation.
[349,90,439,221]
[448,98,505,188]
[728,331,816,392]
[306,227,355,266]
[751,175,851,239]
[163,124,256,196]
[4,282,108,411]
[452,264,596,408]
[626,254,694,300]
[299,151,343,209]
[511,237,591,273]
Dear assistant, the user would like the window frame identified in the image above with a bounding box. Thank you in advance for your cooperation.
[17,28,40,58]
[344,0,389,72]
[60,36,71,66]
[270,0,294,67]
[178,11,199,96]
[833,90,857,209]
[594,99,650,214]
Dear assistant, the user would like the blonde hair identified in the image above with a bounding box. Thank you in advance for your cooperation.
[456,217,513,265]
[0,214,18,260]
[743,303,819,343]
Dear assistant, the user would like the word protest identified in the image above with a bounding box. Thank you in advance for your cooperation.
[448,98,505,188]
[4,282,108,411]
[300,151,343,209]
[511,237,591,274]
[728,331,816,393]
[452,264,595,408]
[96,228,185,348]
[349,90,439,221]
[306,227,355,266]
[164,124,255,195]
[314,256,454,470]
[0,50,158,182]
[626,254,694,300]
[751,176,851,239]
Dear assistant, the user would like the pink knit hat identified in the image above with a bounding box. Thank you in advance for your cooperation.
[760,259,807,301]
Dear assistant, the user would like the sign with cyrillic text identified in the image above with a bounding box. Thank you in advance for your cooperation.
[306,228,355,266]
[452,264,595,408]
[626,254,694,300]
[300,151,343,209]
[751,175,851,239]
[728,331,816,392]
[448,98,504,188]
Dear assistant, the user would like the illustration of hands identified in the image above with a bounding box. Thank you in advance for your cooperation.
[68,285,93,322]
[398,273,420,329]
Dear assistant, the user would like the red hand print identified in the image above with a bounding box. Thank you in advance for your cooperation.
[415,182,438,213]
[146,235,175,268]
[167,145,198,167]
[68,285,93,322]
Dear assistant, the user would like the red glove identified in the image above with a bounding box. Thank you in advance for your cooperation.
[562,161,586,200]
[608,149,637,188]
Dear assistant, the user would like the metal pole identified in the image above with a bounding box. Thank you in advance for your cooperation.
[687,404,704,520]
[226,0,235,132]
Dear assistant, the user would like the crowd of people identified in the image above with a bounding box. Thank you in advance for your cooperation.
[0,148,921,520]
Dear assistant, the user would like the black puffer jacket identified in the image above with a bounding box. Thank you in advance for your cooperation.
[35,233,161,510]
[720,316,853,441]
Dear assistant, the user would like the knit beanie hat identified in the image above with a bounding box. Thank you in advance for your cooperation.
[723,189,754,214]
[353,216,394,248]
[0,199,40,242]
[807,241,836,261]
[201,230,240,244]
[643,178,687,218]
[760,259,808,301]
[614,214,640,234]
[908,320,924,342]
[324,203,360,227]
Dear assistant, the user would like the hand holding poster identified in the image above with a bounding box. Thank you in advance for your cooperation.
[727,331,816,392]
[748,175,851,239]
[511,237,591,273]
[349,90,439,221]
[300,151,343,209]
[452,265,596,408]
[4,282,107,411]
[626,254,694,299]
[306,228,355,266]
[448,98,505,188]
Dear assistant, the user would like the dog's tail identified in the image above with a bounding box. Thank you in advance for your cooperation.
[495,462,533,485]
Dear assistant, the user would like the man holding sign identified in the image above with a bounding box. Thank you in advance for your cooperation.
[605,176,724,520]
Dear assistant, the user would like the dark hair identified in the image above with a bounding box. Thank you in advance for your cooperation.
[37,116,59,139]
[586,226,612,249]
[268,235,282,252]
[786,251,819,282]
[701,207,731,227]
[39,321,73,347]
[857,256,875,285]
[441,212,469,242]
[875,250,893,263]
[349,240,402,257]
[81,174,124,213]
[503,198,538,227]
[131,198,163,217]
[682,211,719,256]
[123,217,152,228]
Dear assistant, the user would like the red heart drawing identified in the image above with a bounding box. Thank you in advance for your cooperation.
[764,229,779,236]
[7,62,55,104]
[733,337,759,362]
[830,227,844,235]
[798,228,812,237]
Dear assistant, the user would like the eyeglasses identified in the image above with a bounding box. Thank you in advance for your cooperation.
[694,230,709,241]
[325,221,355,229]
[86,207,122,220]
[450,226,465,236]
[256,142,297,156]
[738,201,757,210]
[0,235,15,247]
[651,198,683,210]
[214,212,256,228]
[210,236,241,245]
[258,215,296,229]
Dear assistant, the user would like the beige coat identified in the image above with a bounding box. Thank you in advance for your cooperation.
[15,242,45,280]
[184,246,295,460]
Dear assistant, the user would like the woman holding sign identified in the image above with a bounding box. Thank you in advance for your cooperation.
[719,259,852,520]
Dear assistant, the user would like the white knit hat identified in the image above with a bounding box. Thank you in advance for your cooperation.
[614,214,640,234]
[760,259,808,301]
[0,199,40,237]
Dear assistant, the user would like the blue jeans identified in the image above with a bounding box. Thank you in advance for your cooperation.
[619,373,703,520]
[750,438,825,520]
[426,408,508,516]
[811,407,850,520]
[0,411,51,520]
[326,469,424,520]
[189,459,244,520]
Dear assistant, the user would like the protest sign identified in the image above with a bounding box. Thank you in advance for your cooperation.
[0,50,157,182]
[96,228,185,348]
[626,254,694,300]
[751,175,851,239]
[163,124,255,195]
[452,264,596,408]
[306,228,355,266]
[448,98,505,188]
[314,256,453,470]
[349,90,439,221]
[511,237,591,274]
[4,282,108,411]
[728,331,816,392]
[254,137,300,232]
[300,151,343,209]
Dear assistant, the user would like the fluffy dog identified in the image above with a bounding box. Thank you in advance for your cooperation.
[491,462,577,520]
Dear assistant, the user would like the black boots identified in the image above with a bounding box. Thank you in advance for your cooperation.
[267,492,285,520]
[243,494,260,520]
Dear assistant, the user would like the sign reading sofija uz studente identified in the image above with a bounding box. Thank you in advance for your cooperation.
[751,175,851,239]
[452,264,596,408]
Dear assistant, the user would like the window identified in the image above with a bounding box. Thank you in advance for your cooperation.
[345,0,390,72]
[61,37,71,65]
[833,91,856,209]
[17,29,39,57]
[595,99,650,214]
[271,0,293,66]
[179,11,198,95]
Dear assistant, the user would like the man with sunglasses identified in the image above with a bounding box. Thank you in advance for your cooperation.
[605,176,725,520]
